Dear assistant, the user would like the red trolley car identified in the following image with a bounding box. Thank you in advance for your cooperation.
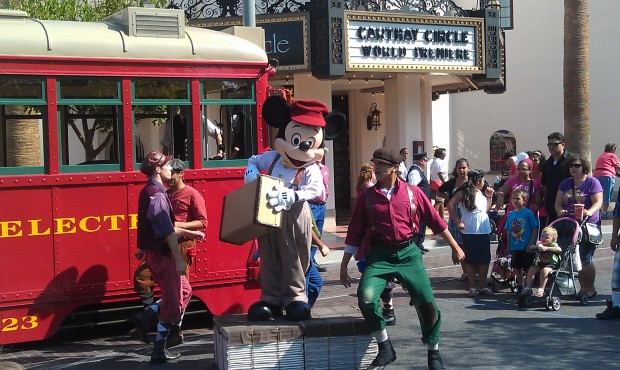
[0,7,270,344]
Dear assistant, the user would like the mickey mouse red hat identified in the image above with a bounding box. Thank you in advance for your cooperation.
[289,99,329,127]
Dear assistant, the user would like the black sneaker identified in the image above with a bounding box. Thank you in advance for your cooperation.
[428,349,445,370]
[366,339,396,369]
[382,307,396,326]
[315,262,327,272]
[596,305,620,320]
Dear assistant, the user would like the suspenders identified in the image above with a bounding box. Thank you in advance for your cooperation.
[365,182,417,240]
[268,153,304,189]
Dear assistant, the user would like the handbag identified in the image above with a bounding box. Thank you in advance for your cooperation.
[581,222,603,245]
[430,179,442,191]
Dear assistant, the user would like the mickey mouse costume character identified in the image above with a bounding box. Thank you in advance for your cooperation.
[244,96,345,321]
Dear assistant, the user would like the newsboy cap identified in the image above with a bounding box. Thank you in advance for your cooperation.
[140,151,172,176]
[289,99,329,127]
[370,148,401,165]
[169,158,185,172]
[412,152,429,161]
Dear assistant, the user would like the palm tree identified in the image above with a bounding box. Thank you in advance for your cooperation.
[563,0,590,162]
[5,105,42,167]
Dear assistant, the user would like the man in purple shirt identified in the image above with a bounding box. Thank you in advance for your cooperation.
[133,151,187,364]
[339,148,464,370]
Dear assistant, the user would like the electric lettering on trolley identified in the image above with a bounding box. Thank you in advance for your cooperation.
[355,26,471,61]
[0,214,138,238]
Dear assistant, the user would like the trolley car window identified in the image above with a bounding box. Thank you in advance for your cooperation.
[58,78,119,100]
[0,77,46,174]
[59,105,121,171]
[201,79,256,164]
[0,77,44,100]
[0,105,45,174]
[202,80,254,101]
[134,79,189,101]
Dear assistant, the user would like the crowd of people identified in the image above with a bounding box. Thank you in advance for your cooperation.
[130,129,620,369]
[337,133,620,368]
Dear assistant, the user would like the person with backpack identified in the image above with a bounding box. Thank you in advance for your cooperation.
[339,148,464,370]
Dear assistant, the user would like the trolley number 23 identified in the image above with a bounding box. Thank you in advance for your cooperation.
[1,316,39,331]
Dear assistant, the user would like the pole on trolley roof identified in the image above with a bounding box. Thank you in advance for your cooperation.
[243,0,256,27]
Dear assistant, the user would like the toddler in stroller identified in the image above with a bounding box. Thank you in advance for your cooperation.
[517,218,581,310]
[523,226,562,298]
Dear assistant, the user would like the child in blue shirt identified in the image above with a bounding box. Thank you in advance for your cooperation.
[505,188,539,295]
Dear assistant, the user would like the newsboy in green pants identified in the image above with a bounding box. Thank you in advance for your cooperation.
[340,148,464,370]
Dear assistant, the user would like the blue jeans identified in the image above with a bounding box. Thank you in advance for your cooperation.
[306,247,323,308]
[309,202,326,235]
[596,176,615,205]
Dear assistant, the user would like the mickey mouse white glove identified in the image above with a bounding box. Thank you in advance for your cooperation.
[244,164,260,183]
[267,186,297,212]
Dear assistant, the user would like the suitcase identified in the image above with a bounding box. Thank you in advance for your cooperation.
[220,175,284,245]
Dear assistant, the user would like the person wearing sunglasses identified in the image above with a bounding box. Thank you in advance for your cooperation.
[555,153,603,299]
[541,132,571,224]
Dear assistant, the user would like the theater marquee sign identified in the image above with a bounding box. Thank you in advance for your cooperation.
[345,11,484,74]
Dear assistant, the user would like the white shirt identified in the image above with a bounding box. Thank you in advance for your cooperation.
[398,161,407,181]
[457,191,492,234]
[430,158,448,182]
[247,150,323,201]
[407,164,423,185]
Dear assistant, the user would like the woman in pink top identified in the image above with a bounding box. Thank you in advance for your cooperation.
[593,143,620,218]
[495,158,544,224]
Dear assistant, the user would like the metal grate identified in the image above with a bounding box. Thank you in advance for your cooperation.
[133,12,183,38]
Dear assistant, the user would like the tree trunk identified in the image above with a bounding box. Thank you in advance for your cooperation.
[564,0,590,163]
[5,105,42,167]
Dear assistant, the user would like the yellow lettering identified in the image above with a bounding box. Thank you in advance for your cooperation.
[55,218,76,234]
[28,219,51,236]
[103,214,125,231]
[0,221,22,238]
[128,213,138,230]
[20,316,39,330]
[78,216,101,233]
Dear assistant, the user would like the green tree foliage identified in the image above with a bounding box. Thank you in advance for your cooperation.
[8,0,169,21]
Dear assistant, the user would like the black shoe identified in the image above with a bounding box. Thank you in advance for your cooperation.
[166,325,184,347]
[131,307,157,344]
[382,307,396,326]
[150,339,181,364]
[315,262,327,272]
[596,305,620,320]
[428,350,445,370]
[367,339,396,369]
[247,301,283,321]
[285,301,311,321]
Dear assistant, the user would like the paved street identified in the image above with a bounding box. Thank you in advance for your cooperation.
[1,220,619,369]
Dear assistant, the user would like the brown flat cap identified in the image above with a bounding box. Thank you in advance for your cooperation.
[370,148,401,165]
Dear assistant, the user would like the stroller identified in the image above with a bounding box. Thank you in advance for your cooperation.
[490,213,519,293]
[516,217,581,310]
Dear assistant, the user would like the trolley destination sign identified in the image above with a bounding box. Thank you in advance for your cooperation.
[345,12,484,74]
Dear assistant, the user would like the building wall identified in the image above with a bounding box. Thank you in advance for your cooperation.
[449,0,620,182]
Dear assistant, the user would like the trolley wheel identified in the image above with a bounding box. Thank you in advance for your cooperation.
[579,293,589,306]
[547,296,561,311]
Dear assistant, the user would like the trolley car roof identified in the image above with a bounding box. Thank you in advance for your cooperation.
[0,8,267,64]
